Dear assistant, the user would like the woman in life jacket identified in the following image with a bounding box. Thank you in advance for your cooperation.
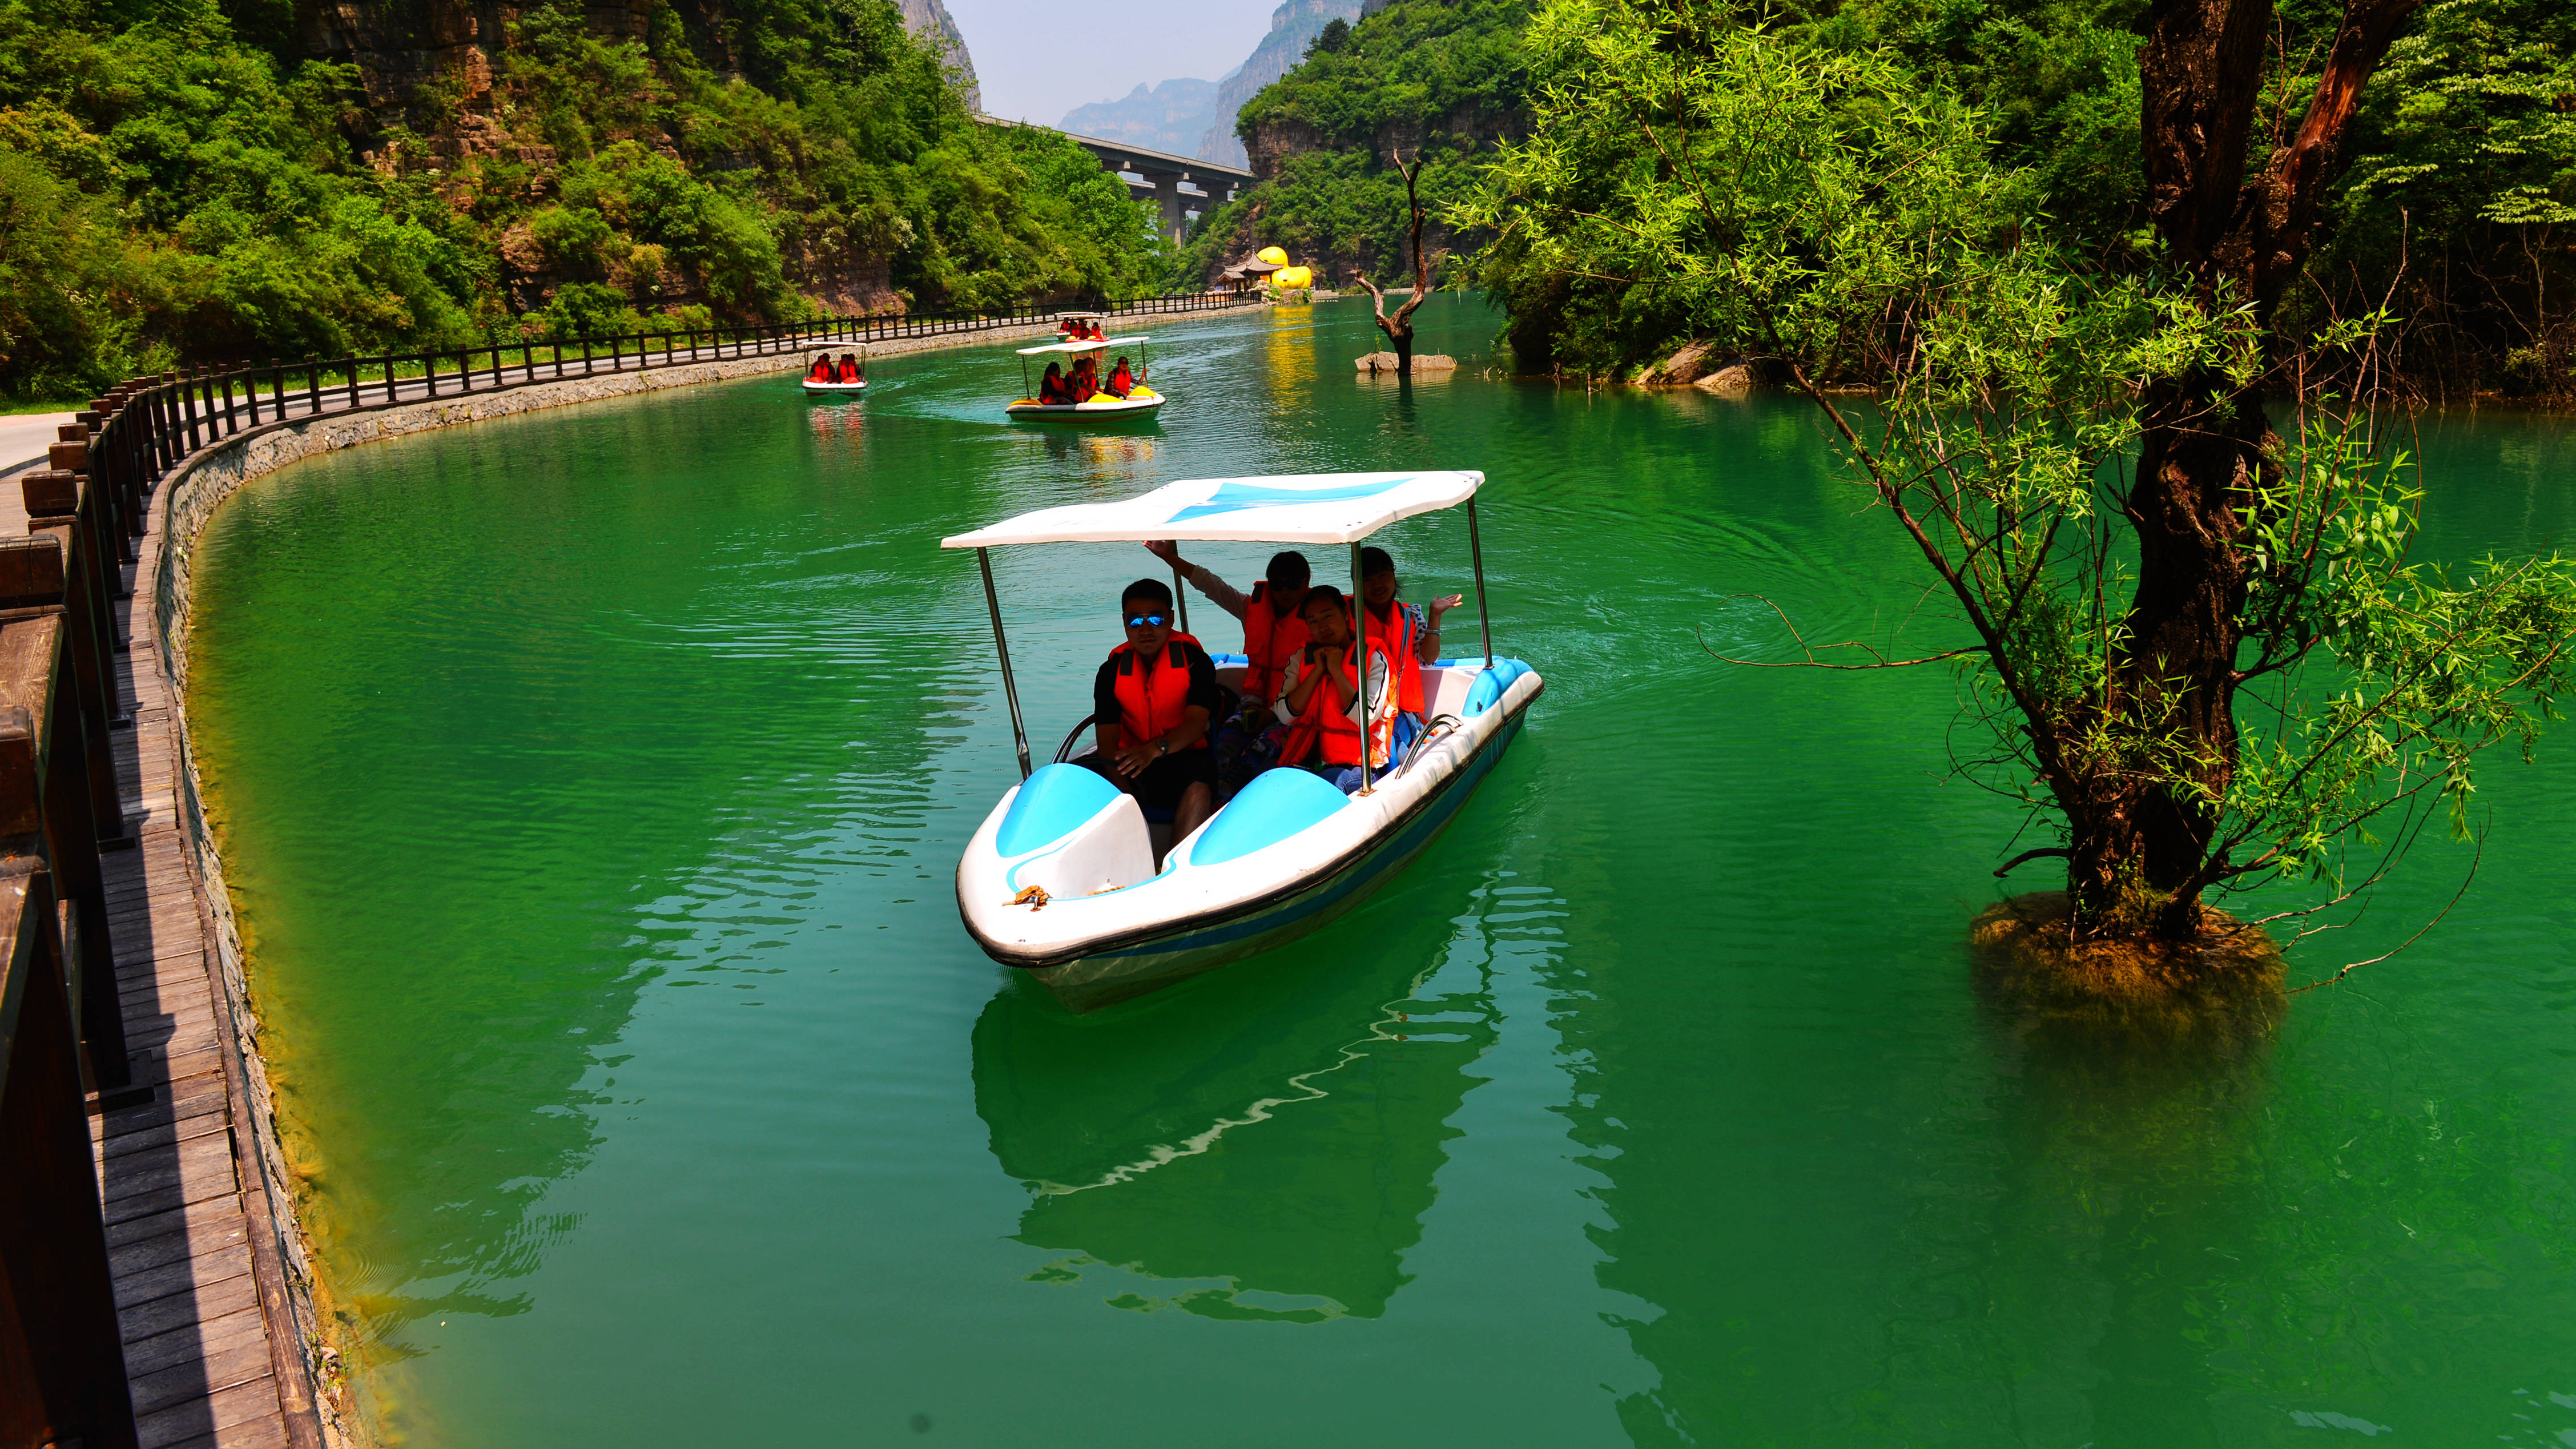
[836,353,863,383]
[808,353,835,381]
[1081,577,1222,845]
[1037,362,1068,404]
[1106,356,1135,398]
[1070,357,1100,403]
[1274,585,1398,793]
[1357,546,1466,760]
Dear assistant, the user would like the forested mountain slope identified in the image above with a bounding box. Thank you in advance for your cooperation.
[0,0,1153,402]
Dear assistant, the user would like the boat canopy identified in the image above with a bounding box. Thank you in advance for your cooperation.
[941,470,1483,549]
[1015,335,1148,357]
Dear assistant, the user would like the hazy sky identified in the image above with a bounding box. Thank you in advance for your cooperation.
[944,0,1283,126]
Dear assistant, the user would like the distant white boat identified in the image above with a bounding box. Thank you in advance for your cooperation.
[799,345,868,395]
[944,470,1543,1012]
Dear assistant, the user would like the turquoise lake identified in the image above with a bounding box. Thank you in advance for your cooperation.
[187,297,2576,1446]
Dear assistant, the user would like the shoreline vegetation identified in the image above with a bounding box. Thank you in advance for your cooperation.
[0,0,1165,406]
[1187,0,2573,408]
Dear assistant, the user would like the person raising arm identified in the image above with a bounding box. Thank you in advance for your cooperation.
[1142,542,1315,710]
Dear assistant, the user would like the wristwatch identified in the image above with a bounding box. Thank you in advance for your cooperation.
[1154,738,1169,756]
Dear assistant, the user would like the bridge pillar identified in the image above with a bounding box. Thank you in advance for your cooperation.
[1152,175,1188,243]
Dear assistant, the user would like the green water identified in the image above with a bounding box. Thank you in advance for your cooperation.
[190,299,2576,1447]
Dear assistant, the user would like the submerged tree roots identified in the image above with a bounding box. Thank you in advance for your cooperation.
[1971,892,2287,1042]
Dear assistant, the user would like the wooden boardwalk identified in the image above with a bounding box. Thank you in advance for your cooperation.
[5,424,323,1447]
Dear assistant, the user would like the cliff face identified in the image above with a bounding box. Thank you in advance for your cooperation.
[893,0,980,110]
[1061,78,1219,154]
[293,0,979,119]
[1193,0,1362,168]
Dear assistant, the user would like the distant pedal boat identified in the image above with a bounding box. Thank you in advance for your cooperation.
[801,376,866,394]
[943,470,1540,1013]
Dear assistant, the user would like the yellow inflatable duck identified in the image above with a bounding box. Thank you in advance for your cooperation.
[1257,245,1290,266]
[1274,265,1314,288]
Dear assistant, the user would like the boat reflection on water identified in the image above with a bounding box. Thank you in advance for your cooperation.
[970,928,1497,1322]
[806,402,863,445]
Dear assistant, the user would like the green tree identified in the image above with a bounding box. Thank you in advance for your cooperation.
[1466,2,2576,962]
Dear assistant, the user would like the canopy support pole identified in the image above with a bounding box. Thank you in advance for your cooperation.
[1467,497,1494,666]
[1173,565,1189,634]
[977,547,1032,780]
[1351,542,1373,796]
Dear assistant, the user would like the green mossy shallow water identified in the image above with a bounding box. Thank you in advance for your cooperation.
[188,298,2576,1447]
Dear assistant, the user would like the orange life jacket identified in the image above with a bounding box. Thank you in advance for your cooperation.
[1241,582,1309,706]
[1364,602,1426,714]
[1110,633,1209,752]
[1279,627,1397,771]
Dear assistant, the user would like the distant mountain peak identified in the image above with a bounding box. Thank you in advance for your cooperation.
[1060,77,1222,155]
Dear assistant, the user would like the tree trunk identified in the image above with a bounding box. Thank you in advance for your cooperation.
[1391,325,1413,377]
[2058,0,2418,941]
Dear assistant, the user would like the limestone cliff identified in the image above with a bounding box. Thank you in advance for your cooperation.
[1193,0,1362,169]
[894,0,981,110]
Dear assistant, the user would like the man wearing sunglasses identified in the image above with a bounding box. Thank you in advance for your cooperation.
[1085,578,1222,845]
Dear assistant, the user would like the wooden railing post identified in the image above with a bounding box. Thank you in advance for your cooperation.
[0,545,126,1093]
[10,522,122,851]
[0,859,140,1449]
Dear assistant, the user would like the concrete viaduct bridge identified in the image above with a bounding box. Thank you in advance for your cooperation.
[979,115,1255,242]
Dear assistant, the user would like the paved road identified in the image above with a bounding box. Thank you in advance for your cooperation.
[0,411,74,480]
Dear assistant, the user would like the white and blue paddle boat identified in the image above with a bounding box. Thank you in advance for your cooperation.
[944,470,1541,1012]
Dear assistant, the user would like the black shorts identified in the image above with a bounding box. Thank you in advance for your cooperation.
[1082,747,1215,812]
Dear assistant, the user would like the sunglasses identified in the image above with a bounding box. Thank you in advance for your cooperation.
[1124,613,1169,629]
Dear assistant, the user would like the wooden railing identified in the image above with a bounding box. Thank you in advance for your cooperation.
[0,532,137,1446]
[130,290,1255,444]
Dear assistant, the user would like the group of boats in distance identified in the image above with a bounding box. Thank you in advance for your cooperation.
[798,312,1162,418]
[804,312,1543,1012]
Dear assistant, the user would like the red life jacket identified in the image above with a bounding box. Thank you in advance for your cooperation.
[838,360,861,382]
[1110,633,1209,752]
[809,360,832,380]
[1363,602,1426,714]
[1241,582,1309,706]
[1279,628,1396,770]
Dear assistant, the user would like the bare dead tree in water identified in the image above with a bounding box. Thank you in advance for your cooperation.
[1361,149,1433,377]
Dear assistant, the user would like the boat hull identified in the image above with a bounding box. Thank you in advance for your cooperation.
[801,379,866,395]
[1019,699,1530,1012]
[1005,392,1164,420]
